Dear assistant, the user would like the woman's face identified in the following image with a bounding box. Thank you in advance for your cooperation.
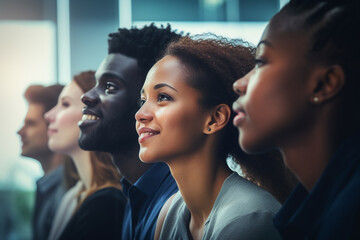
[135,55,210,163]
[232,23,316,153]
[45,81,84,154]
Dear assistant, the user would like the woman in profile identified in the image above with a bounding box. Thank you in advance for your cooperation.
[233,0,360,239]
[136,35,295,240]
[45,71,126,240]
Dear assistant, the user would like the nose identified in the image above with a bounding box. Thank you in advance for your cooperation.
[233,70,251,96]
[135,102,153,123]
[44,106,56,123]
[81,88,99,107]
[17,126,25,136]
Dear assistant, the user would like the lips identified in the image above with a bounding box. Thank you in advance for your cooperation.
[137,127,160,143]
[232,101,247,127]
[47,128,58,136]
[78,108,101,128]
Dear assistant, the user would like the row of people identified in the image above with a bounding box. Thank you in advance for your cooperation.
[17,0,359,239]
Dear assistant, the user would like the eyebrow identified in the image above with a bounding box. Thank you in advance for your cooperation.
[257,40,273,48]
[141,83,178,94]
[99,73,126,85]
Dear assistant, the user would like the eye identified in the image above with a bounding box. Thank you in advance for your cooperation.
[61,101,70,107]
[157,93,173,103]
[139,98,146,107]
[105,82,118,93]
[255,58,267,67]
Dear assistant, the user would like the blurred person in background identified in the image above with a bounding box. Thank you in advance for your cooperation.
[45,71,126,240]
[17,84,73,240]
[79,24,183,240]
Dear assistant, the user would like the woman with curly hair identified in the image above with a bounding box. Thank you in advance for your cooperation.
[136,35,294,240]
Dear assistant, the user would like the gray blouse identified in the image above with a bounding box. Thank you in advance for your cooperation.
[159,172,282,240]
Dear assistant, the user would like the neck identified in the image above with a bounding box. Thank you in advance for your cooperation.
[167,148,232,230]
[281,108,345,191]
[70,148,92,190]
[111,145,153,184]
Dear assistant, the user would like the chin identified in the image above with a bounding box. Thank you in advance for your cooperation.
[240,136,275,155]
[139,148,158,164]
[79,131,104,151]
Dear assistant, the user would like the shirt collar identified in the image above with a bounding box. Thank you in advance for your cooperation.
[133,162,171,197]
[121,162,172,198]
[36,165,64,193]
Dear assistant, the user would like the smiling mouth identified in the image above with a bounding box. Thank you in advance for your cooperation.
[82,114,100,121]
[78,114,101,128]
[138,129,160,143]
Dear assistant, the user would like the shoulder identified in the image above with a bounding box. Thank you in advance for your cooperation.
[79,187,127,216]
[154,193,178,240]
[220,173,281,213]
[204,173,281,239]
[59,187,125,240]
[158,192,189,239]
[212,211,282,240]
[318,165,360,238]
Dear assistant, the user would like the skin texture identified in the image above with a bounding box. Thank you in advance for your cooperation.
[232,26,316,154]
[232,20,345,190]
[79,54,143,154]
[136,55,210,164]
[79,54,151,183]
[17,103,50,159]
[136,55,232,240]
[45,81,84,156]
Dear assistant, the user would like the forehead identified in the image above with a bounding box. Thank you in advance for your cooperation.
[95,53,141,82]
[143,55,188,90]
[26,103,45,120]
[258,22,310,59]
[60,81,83,98]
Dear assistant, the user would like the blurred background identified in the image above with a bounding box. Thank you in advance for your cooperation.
[0,0,287,239]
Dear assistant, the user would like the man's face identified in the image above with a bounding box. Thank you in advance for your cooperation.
[17,103,50,159]
[78,54,144,154]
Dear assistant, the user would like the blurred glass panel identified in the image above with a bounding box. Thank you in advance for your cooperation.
[0,21,56,240]
[132,0,279,22]
[133,21,267,45]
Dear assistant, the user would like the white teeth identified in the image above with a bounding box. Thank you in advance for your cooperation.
[82,114,100,121]
[140,132,155,137]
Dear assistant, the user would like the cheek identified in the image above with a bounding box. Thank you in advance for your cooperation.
[57,110,82,138]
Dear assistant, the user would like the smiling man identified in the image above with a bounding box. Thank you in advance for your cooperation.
[78,24,183,240]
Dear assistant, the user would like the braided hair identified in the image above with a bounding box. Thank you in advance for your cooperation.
[273,0,360,126]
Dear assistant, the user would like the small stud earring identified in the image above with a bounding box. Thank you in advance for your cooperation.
[313,96,319,102]
[208,127,211,131]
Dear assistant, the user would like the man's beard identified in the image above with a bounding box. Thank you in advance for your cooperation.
[78,115,138,154]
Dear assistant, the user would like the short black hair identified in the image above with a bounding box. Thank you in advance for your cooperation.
[108,23,184,77]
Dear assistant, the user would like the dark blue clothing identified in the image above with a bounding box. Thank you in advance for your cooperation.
[58,187,126,240]
[33,165,66,240]
[274,133,360,239]
[121,162,178,240]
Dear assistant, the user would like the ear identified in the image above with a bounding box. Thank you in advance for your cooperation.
[203,104,231,134]
[310,64,345,104]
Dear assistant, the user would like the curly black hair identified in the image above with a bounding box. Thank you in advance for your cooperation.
[108,23,185,77]
[164,35,297,203]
